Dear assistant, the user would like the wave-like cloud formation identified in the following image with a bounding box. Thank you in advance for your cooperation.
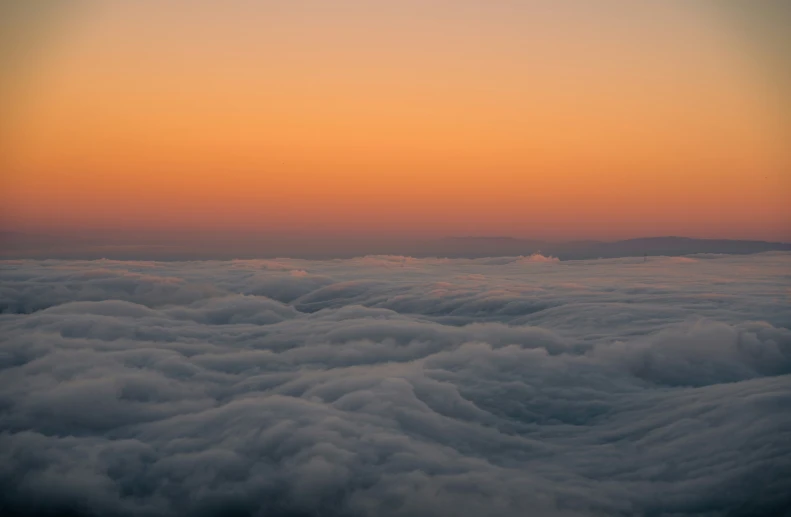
[1,253,790,517]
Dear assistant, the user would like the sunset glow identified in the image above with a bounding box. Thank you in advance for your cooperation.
[2,1,789,241]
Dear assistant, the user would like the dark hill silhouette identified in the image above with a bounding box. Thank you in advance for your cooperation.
[1,231,789,260]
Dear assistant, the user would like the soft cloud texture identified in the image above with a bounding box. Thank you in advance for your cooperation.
[1,253,790,517]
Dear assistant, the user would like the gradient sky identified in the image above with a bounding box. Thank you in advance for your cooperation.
[1,0,789,241]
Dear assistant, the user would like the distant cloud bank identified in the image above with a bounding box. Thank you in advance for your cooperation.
[1,253,790,516]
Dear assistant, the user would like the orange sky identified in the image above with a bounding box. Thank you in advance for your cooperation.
[1,0,789,241]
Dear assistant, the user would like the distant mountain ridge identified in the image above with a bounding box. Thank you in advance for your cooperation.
[1,231,789,260]
[416,236,791,260]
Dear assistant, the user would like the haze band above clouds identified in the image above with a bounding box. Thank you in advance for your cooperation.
[1,253,790,516]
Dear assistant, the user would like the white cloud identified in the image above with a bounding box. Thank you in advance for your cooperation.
[515,252,560,263]
[0,253,790,516]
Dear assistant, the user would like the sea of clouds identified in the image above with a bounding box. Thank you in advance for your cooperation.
[1,252,790,517]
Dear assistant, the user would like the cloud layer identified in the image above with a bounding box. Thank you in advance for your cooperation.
[1,253,790,517]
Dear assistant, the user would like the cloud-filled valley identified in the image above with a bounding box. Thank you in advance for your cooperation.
[1,253,790,517]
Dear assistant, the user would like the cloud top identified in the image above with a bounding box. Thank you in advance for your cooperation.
[1,253,790,516]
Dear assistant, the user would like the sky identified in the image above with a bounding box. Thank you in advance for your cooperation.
[1,0,790,242]
[1,252,790,516]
